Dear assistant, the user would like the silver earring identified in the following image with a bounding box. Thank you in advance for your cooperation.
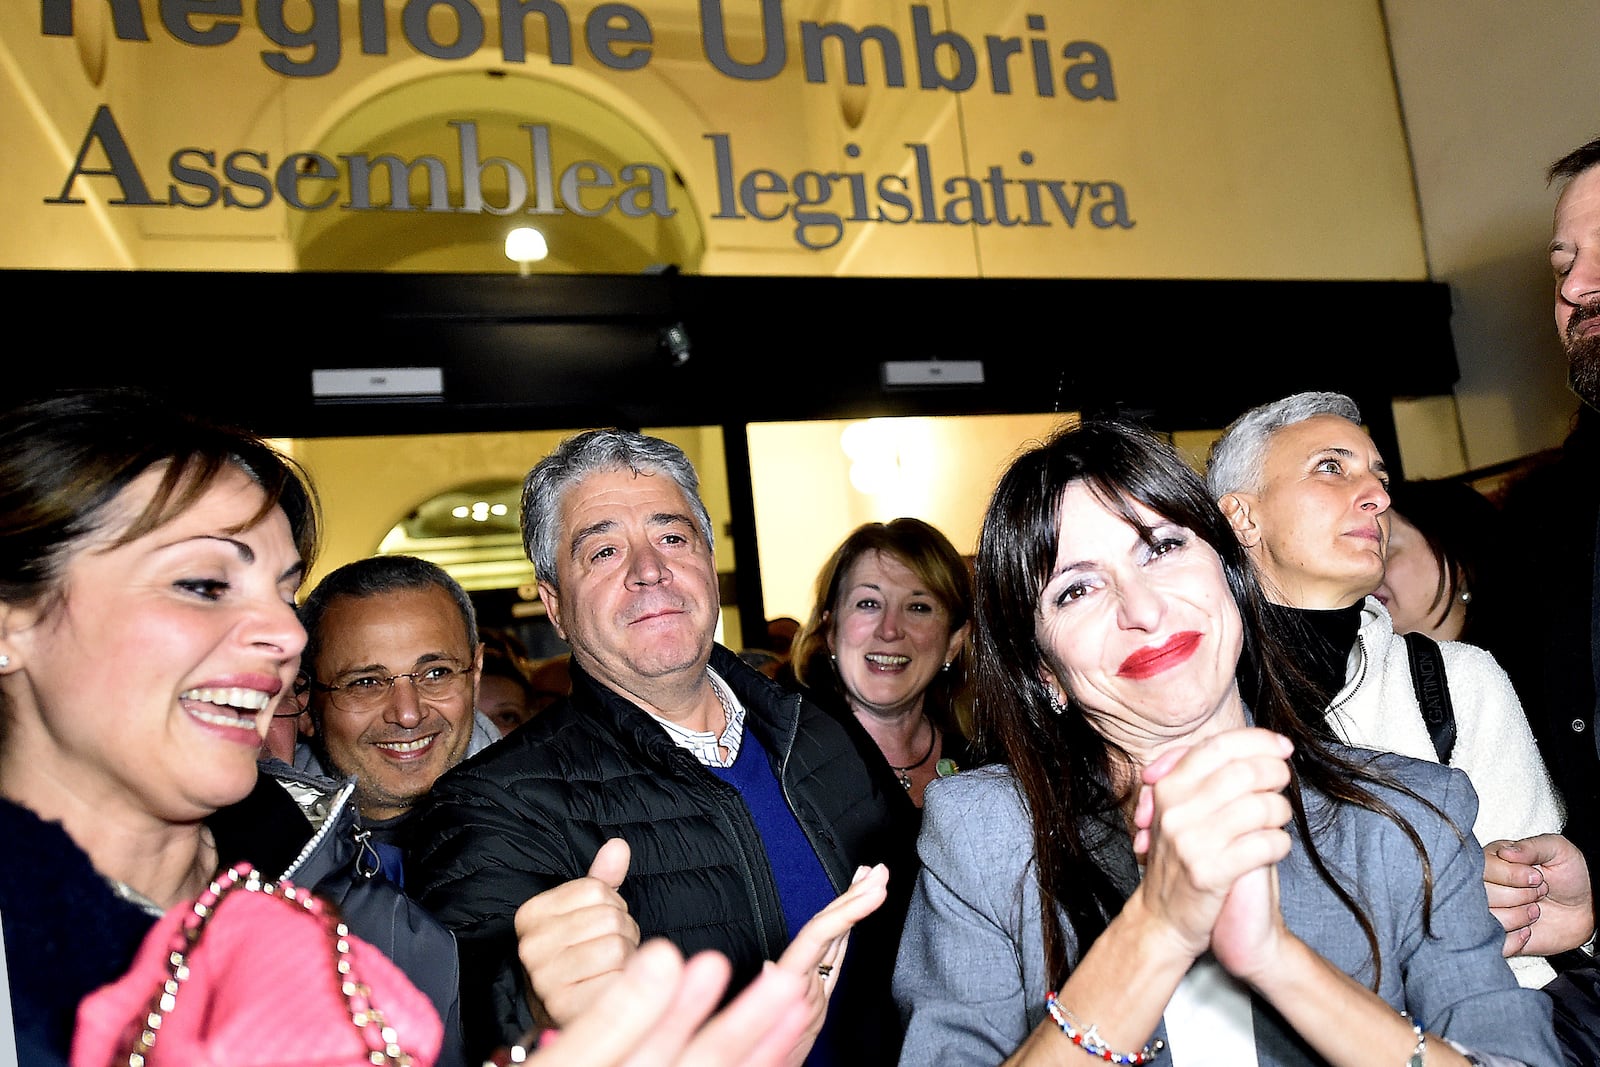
[1049,695,1067,715]
[1459,590,1473,604]
[0,654,10,669]
[942,660,952,672]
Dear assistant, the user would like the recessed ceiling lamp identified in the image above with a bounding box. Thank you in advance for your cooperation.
[505,226,549,275]
[451,501,511,521]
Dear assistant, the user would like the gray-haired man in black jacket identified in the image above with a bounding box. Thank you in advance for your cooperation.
[406,428,918,1066]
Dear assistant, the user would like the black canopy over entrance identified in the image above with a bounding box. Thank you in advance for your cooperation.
[12,269,1453,438]
[13,268,1454,644]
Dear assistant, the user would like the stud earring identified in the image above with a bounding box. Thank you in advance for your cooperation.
[942,660,952,672]
[0,654,9,670]
[1459,590,1473,605]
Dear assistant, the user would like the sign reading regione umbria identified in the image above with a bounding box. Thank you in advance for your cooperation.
[40,2,1124,252]
[10,2,1428,277]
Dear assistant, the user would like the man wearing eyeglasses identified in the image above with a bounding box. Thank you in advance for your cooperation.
[292,553,502,882]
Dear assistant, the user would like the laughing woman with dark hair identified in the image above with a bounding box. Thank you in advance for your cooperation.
[0,387,469,1067]
[892,418,1559,1066]
[0,389,825,1067]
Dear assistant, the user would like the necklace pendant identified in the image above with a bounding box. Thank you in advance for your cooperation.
[887,720,937,791]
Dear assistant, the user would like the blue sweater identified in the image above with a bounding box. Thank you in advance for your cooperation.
[710,726,842,1067]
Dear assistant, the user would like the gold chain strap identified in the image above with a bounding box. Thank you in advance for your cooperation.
[123,862,415,1067]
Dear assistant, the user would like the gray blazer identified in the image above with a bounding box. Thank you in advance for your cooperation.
[893,753,1562,1066]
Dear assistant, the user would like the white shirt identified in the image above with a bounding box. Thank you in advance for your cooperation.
[648,668,746,768]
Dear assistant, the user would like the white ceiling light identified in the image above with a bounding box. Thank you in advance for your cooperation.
[504,226,549,275]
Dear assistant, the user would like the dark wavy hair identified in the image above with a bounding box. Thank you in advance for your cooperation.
[973,417,1444,988]
[1550,135,1600,187]
[791,517,974,739]
[0,387,320,735]
[1386,478,1501,644]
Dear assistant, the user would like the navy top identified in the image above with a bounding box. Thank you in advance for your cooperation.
[710,726,841,1067]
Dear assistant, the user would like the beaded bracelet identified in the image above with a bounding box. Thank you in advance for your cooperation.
[483,1028,561,1065]
[1401,1011,1426,1067]
[1044,991,1166,1065]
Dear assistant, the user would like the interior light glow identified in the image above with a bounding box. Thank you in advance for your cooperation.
[505,227,549,275]
[839,417,937,513]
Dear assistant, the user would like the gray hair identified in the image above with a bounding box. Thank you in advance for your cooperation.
[521,429,715,594]
[1204,391,1363,498]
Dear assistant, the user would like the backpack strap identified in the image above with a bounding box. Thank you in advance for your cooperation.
[1403,630,1457,763]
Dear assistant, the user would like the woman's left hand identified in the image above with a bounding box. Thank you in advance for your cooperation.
[1209,858,1289,983]
[1131,729,1294,968]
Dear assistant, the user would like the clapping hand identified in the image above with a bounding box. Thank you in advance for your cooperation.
[1131,728,1294,978]
[771,863,890,1067]
[510,939,814,1067]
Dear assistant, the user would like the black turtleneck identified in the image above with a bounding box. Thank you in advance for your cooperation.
[1241,599,1364,714]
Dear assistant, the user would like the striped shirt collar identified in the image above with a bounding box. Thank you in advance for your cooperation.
[648,667,745,768]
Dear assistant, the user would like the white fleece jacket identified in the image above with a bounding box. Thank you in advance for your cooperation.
[1325,596,1565,988]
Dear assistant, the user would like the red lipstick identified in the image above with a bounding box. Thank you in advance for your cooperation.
[1117,632,1202,679]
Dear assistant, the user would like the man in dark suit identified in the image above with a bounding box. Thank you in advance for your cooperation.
[1478,140,1600,1009]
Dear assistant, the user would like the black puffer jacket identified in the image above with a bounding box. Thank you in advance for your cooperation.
[406,645,918,1065]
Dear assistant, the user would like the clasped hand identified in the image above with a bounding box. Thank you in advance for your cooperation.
[1482,832,1596,958]
[1131,727,1295,983]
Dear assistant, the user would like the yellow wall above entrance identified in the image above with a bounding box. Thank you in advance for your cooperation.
[7,2,1425,279]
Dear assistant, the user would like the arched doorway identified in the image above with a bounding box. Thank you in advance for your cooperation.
[287,69,707,273]
[372,477,567,657]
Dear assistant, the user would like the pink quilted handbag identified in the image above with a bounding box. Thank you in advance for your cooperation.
[70,863,443,1067]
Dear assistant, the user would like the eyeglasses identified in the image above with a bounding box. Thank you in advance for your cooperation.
[310,663,471,714]
[273,676,311,718]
